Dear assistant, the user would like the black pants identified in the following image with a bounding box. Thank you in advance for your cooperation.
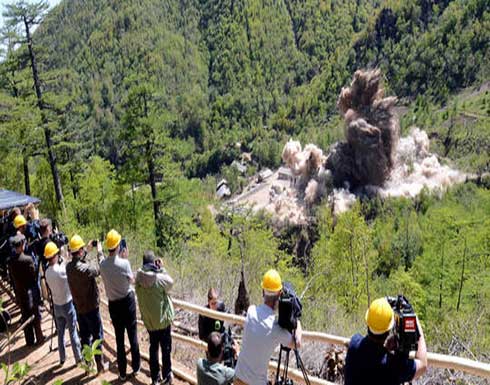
[149,326,172,382]
[19,287,44,346]
[108,292,140,377]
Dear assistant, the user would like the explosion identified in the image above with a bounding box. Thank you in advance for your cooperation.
[327,69,399,187]
[233,69,466,225]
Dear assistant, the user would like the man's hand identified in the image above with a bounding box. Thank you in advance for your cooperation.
[295,321,302,348]
[413,317,427,380]
[120,246,129,259]
[232,340,240,359]
[24,203,39,220]
[87,240,94,252]
[97,240,103,254]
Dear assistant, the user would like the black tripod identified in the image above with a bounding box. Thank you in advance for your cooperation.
[274,331,310,385]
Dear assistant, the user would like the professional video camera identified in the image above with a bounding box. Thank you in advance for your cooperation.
[275,282,310,385]
[386,295,420,356]
[50,232,68,248]
[222,326,236,368]
[278,282,303,332]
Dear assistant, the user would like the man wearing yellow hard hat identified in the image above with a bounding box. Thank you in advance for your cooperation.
[234,269,302,385]
[99,229,140,381]
[66,234,108,373]
[344,297,427,385]
[44,241,82,366]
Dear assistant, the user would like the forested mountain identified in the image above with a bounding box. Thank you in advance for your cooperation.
[1,1,490,381]
[28,0,489,176]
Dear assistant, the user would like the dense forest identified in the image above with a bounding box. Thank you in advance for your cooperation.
[0,0,490,382]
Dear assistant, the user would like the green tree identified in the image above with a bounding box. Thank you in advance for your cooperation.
[3,0,64,205]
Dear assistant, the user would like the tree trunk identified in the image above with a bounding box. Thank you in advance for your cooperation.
[23,156,30,195]
[439,243,444,309]
[147,139,160,244]
[362,235,370,307]
[24,17,64,205]
[456,237,467,312]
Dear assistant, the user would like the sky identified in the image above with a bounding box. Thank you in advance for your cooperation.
[0,0,62,29]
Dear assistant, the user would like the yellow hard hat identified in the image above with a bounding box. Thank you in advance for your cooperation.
[106,229,121,250]
[44,241,59,259]
[365,298,395,335]
[13,215,27,229]
[69,234,85,252]
[262,269,282,292]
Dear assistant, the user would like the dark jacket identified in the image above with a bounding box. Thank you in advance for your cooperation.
[344,333,416,385]
[32,236,49,270]
[66,257,100,315]
[8,252,39,311]
[198,301,225,341]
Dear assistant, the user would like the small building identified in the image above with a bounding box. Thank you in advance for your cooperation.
[216,179,231,199]
[278,167,293,181]
[258,168,273,182]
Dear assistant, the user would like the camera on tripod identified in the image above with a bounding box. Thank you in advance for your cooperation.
[278,282,302,333]
[275,282,310,385]
[222,326,236,368]
[386,295,420,356]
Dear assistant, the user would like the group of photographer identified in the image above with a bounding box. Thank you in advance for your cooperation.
[1,207,175,385]
[196,270,302,385]
[196,270,427,385]
[2,205,429,385]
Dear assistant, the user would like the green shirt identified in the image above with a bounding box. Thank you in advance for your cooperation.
[197,358,235,385]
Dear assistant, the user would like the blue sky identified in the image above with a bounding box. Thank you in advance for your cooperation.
[0,0,62,29]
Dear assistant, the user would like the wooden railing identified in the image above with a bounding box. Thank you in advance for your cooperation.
[3,275,489,383]
[171,299,490,379]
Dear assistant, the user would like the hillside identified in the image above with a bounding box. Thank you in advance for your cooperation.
[0,1,490,383]
[31,0,490,175]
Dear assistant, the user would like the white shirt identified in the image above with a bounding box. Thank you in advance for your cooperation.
[45,262,73,306]
[235,304,292,385]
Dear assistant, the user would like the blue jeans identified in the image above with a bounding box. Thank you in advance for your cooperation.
[54,300,82,363]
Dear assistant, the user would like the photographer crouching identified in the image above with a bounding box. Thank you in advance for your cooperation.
[197,331,240,385]
[234,269,302,385]
[344,297,427,385]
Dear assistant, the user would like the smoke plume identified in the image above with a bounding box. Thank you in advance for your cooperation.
[234,69,467,225]
[328,69,399,187]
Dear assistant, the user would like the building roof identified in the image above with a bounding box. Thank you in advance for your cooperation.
[0,189,40,210]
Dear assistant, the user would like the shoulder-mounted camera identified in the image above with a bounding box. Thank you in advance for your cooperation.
[386,295,420,356]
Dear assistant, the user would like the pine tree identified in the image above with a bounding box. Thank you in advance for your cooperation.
[3,0,64,205]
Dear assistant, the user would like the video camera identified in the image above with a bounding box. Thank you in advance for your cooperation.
[50,232,68,248]
[386,295,420,356]
[275,282,310,385]
[222,326,236,368]
[278,282,302,332]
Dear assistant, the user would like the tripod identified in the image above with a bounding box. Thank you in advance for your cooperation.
[274,331,310,385]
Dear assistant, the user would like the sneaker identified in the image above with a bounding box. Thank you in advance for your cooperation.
[152,378,162,385]
[131,366,141,376]
[119,374,127,381]
[162,373,173,385]
[58,360,65,367]
[97,360,109,373]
